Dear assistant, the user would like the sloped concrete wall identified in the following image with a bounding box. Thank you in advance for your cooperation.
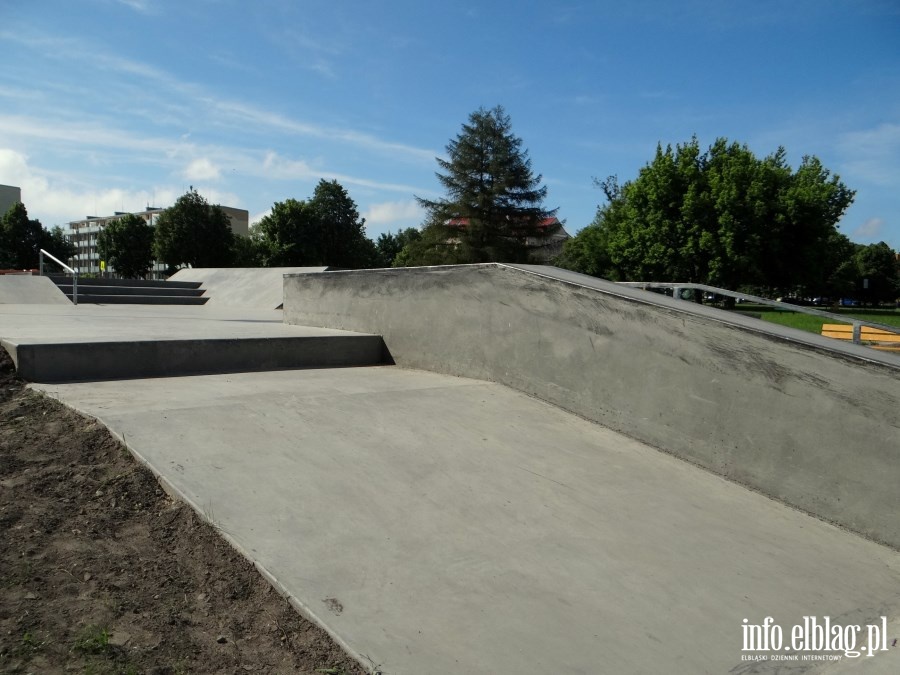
[0,275,71,304]
[284,264,900,548]
[170,267,328,309]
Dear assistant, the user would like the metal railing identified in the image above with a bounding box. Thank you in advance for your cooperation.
[39,249,78,305]
[617,281,898,344]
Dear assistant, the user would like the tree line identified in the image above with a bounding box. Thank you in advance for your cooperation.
[94,182,421,276]
[0,203,75,270]
[3,106,897,303]
[556,137,899,304]
[0,106,560,278]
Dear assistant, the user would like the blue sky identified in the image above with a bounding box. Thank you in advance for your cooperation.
[2,0,898,250]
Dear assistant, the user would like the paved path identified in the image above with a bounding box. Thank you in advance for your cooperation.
[33,366,900,674]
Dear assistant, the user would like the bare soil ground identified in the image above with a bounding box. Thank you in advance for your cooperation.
[0,351,368,674]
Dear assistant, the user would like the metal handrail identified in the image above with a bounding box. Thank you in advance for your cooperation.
[39,249,78,305]
[617,281,898,344]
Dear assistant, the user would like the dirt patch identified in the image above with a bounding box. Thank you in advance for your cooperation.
[0,350,369,674]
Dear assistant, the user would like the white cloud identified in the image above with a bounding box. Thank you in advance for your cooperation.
[183,158,221,181]
[852,217,885,239]
[249,208,271,226]
[115,0,154,13]
[213,101,435,162]
[837,123,900,187]
[4,29,436,163]
[363,200,424,225]
[0,148,239,226]
[260,151,319,180]
[259,151,426,193]
[0,114,171,155]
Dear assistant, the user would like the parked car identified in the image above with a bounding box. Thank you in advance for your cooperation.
[780,297,811,306]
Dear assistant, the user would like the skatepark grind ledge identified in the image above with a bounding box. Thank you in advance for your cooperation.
[283,263,900,550]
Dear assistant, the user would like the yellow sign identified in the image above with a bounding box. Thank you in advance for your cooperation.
[100,260,106,271]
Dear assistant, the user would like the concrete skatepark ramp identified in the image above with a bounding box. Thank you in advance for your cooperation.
[169,267,328,309]
[4,264,900,673]
[29,366,900,674]
[284,263,900,549]
[0,274,70,304]
[3,267,324,308]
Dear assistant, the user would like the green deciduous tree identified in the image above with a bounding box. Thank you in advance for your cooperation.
[817,231,860,300]
[0,202,45,269]
[153,189,235,269]
[375,227,422,267]
[97,213,155,278]
[853,241,899,305]
[231,233,264,267]
[254,198,317,266]
[255,179,376,268]
[42,226,76,266]
[308,179,376,267]
[411,105,555,264]
[1,202,76,270]
[559,137,855,296]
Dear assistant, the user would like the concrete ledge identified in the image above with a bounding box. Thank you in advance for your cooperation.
[4,335,388,382]
[284,263,900,549]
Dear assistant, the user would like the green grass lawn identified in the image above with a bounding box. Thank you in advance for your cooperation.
[730,305,900,335]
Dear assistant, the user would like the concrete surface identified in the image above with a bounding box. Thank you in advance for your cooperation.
[169,267,328,309]
[283,264,900,549]
[0,304,386,382]
[0,274,71,304]
[32,367,900,675]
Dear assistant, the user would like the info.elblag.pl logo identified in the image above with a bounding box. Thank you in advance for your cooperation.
[741,616,891,662]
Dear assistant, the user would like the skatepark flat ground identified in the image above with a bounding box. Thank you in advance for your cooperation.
[31,366,900,674]
[0,303,356,343]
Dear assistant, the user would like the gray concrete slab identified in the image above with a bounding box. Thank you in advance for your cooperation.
[0,304,386,381]
[33,367,900,675]
[0,275,70,304]
[169,267,328,309]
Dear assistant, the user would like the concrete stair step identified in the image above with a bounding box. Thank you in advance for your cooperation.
[48,274,209,305]
[6,334,389,382]
[47,275,202,289]
[62,294,209,305]
[53,284,206,297]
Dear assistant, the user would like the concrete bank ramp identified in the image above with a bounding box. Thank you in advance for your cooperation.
[0,275,70,304]
[284,263,900,549]
[32,367,900,674]
[169,267,328,309]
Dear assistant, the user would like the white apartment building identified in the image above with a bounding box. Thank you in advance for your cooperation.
[0,184,22,217]
[66,205,249,277]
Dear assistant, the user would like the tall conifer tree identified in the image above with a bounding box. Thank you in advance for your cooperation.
[414,105,555,263]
